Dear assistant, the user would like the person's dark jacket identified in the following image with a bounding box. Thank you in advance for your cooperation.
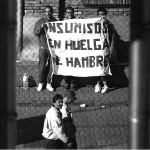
[33,16,57,49]
[105,20,118,64]
[106,20,116,55]
[60,103,76,139]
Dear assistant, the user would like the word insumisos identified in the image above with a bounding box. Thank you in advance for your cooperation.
[47,22,107,34]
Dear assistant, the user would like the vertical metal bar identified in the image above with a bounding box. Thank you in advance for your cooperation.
[16,0,23,60]
[0,0,16,148]
[59,0,66,21]
[129,0,150,149]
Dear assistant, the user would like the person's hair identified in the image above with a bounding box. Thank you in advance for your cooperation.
[64,90,76,99]
[97,7,107,16]
[65,6,74,14]
[53,94,63,103]
[44,5,53,14]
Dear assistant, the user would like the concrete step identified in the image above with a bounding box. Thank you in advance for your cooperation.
[16,87,128,106]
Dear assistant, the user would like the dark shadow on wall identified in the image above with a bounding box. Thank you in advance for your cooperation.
[116,39,130,63]
[28,75,36,87]
[115,30,130,63]
[17,115,45,145]
[108,65,129,88]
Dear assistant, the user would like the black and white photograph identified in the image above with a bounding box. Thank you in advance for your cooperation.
[1,0,150,149]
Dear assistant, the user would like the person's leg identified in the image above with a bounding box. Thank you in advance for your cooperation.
[70,76,77,91]
[64,76,70,84]
[46,139,65,149]
[38,47,48,83]
[37,47,48,91]
[65,137,77,149]
[57,139,66,149]
[47,50,52,83]
[95,76,102,93]
[46,50,54,91]
[96,76,102,85]
[70,137,77,149]
[46,139,56,149]
[101,76,109,93]
[101,76,108,86]
[62,76,70,90]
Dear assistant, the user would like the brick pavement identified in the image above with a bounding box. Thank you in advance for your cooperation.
[16,86,129,149]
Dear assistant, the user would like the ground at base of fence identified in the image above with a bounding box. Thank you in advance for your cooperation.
[16,86,129,149]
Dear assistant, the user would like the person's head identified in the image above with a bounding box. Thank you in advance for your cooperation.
[65,6,74,19]
[63,90,77,104]
[52,94,63,110]
[97,7,107,20]
[44,5,53,20]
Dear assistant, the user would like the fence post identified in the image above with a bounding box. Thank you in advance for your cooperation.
[129,0,150,148]
[0,0,16,148]
[16,0,23,61]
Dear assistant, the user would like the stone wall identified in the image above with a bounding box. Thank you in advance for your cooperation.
[20,0,130,63]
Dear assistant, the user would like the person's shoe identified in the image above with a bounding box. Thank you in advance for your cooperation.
[37,83,43,91]
[46,83,54,91]
[70,83,76,91]
[101,85,109,93]
[95,84,101,93]
[64,84,70,90]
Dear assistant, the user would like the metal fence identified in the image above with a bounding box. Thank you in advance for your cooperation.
[16,0,130,63]
[20,14,130,63]
[22,17,39,61]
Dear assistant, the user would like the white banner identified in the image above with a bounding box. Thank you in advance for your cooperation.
[46,18,112,77]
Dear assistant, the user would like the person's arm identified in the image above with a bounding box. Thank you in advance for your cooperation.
[42,117,54,139]
[109,23,118,64]
[51,112,69,143]
[33,18,45,36]
[109,23,116,55]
